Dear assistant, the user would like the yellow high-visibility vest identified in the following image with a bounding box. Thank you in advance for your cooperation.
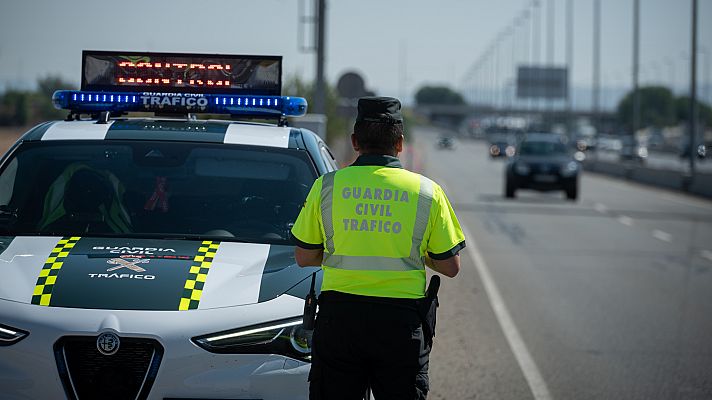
[291,155,465,299]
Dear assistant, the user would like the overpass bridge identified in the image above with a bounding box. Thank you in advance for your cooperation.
[413,104,617,130]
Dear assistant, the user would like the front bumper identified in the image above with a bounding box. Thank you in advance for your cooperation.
[0,295,309,400]
[510,173,577,191]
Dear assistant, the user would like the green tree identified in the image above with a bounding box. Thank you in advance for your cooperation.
[414,86,465,106]
[674,96,712,126]
[283,74,350,144]
[0,75,76,126]
[32,75,77,122]
[37,75,75,97]
[0,90,30,126]
[617,86,676,131]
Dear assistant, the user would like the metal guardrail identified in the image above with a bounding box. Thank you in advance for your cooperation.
[582,157,712,198]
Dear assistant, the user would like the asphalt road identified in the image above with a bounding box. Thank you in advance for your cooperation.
[417,127,712,400]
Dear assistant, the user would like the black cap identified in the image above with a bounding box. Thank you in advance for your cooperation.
[356,96,403,124]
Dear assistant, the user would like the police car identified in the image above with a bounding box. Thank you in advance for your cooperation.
[0,51,336,400]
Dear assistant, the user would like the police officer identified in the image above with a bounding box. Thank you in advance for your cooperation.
[291,96,465,400]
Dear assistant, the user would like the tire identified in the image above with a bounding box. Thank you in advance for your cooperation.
[505,180,516,198]
[565,183,578,201]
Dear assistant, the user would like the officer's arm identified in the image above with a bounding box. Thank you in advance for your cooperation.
[425,254,460,278]
[295,247,324,267]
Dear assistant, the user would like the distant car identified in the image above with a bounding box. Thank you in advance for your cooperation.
[679,139,708,160]
[505,133,580,201]
[619,136,647,163]
[488,133,516,158]
[437,137,455,149]
[575,136,597,152]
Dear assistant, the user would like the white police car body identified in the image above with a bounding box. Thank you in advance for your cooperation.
[0,51,335,400]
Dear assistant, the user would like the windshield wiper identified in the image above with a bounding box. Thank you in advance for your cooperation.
[0,206,19,230]
[0,206,18,218]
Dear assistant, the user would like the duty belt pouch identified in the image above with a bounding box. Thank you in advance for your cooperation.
[419,275,441,346]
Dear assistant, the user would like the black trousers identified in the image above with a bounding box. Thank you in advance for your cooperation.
[309,292,430,400]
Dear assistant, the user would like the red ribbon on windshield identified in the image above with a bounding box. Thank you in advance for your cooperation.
[144,176,169,212]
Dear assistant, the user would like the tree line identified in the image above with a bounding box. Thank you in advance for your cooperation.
[414,84,712,132]
[0,76,75,126]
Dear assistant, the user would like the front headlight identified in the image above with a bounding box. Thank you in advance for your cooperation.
[560,161,579,177]
[192,317,312,362]
[0,323,29,346]
[514,162,530,175]
[505,146,516,157]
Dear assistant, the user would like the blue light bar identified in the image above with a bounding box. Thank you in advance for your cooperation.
[52,90,307,117]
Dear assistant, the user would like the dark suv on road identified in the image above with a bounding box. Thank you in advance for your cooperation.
[505,133,580,201]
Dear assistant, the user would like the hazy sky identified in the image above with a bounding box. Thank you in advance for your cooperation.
[0,0,710,105]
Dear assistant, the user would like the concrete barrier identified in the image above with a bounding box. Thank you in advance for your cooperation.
[630,166,685,191]
[583,160,712,199]
[584,160,628,178]
[690,174,712,198]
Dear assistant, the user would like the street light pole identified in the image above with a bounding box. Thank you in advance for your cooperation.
[632,0,641,139]
[534,0,542,110]
[313,0,327,114]
[546,0,555,112]
[533,0,541,67]
[495,37,501,109]
[547,0,555,66]
[511,24,518,109]
[689,0,698,176]
[592,0,601,130]
[566,0,573,137]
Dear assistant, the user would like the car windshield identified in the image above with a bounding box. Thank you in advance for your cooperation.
[0,141,317,244]
[488,133,513,144]
[518,140,567,156]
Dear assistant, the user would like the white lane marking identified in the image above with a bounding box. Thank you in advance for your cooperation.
[652,230,672,242]
[617,216,634,226]
[594,203,608,213]
[462,225,553,400]
[701,250,712,262]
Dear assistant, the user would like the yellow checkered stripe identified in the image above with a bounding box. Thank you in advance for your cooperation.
[179,241,220,310]
[31,236,81,306]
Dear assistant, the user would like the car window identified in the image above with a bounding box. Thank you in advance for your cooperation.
[519,141,567,156]
[0,141,318,244]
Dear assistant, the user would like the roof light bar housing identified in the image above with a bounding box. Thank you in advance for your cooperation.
[52,90,308,118]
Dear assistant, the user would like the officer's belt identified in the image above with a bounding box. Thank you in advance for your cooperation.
[318,290,420,313]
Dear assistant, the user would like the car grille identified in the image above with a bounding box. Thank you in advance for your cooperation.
[54,336,163,400]
[529,163,559,175]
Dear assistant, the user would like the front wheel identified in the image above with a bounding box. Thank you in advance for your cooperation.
[565,183,578,201]
[505,180,516,198]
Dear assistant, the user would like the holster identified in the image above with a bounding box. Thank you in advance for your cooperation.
[418,275,440,347]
